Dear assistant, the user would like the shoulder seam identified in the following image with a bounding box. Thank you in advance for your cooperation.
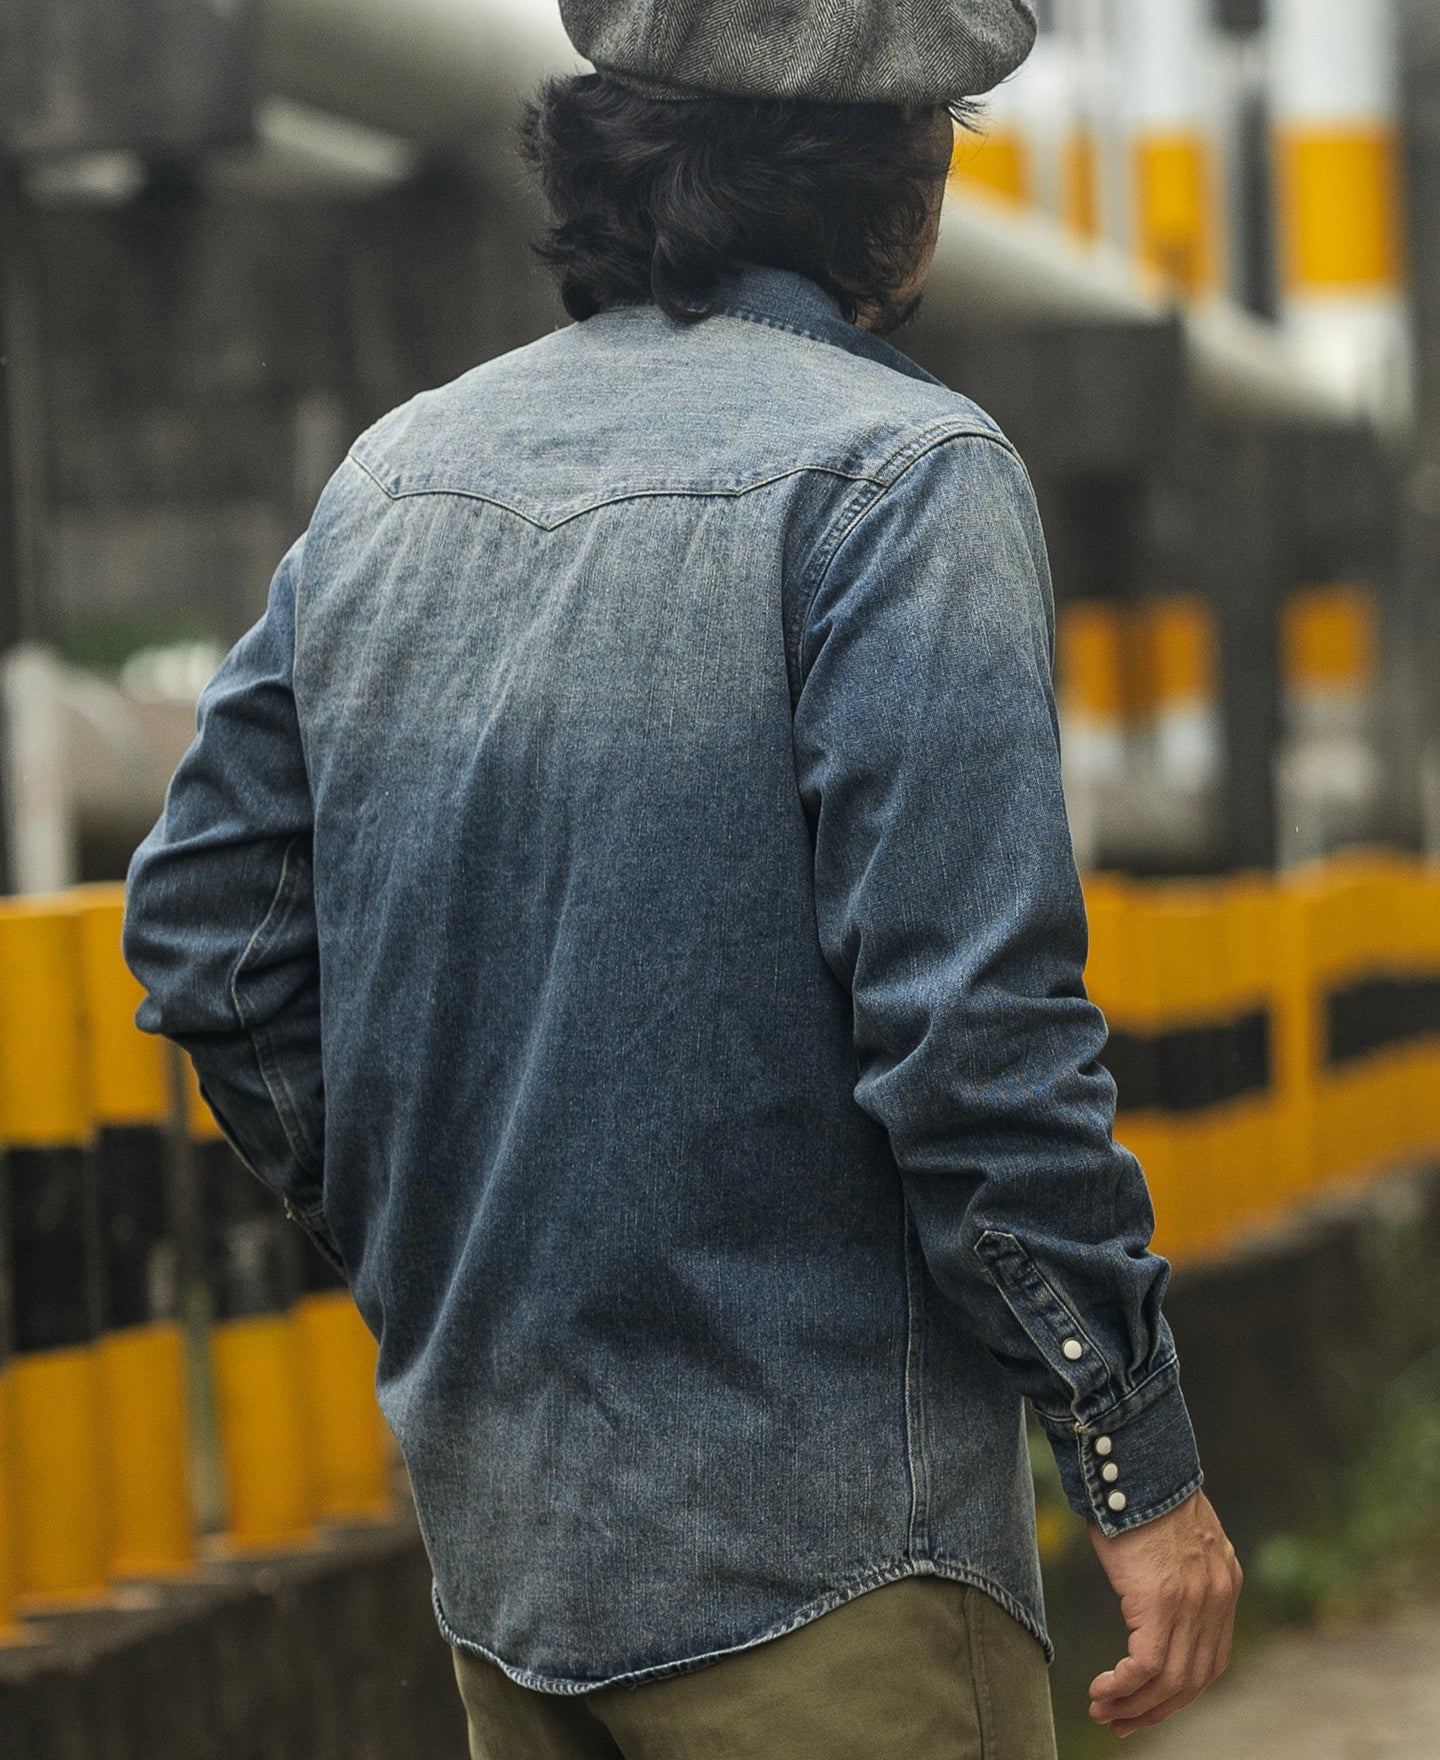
[793,426,1024,680]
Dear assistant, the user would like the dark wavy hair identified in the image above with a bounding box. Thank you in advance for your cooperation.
[515,74,980,326]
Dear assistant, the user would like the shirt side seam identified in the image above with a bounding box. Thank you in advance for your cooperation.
[901,1193,931,1560]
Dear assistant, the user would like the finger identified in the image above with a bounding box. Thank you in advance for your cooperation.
[1212,1608,1236,1677]
[1193,1605,1230,1689]
[1092,1614,1200,1723]
[1108,1687,1192,1737]
[1089,1624,1171,1705]
[1103,1597,1234,1734]
[1191,1588,1238,1695]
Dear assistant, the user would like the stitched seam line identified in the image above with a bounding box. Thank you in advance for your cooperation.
[901,1197,928,1559]
[349,444,891,529]
[1034,1351,1183,1435]
[973,1228,1107,1409]
[433,1557,1054,1693]
[715,303,853,350]
[228,835,322,1179]
[794,428,1025,680]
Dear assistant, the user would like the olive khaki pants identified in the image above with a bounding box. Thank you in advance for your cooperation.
[451,1577,1059,1759]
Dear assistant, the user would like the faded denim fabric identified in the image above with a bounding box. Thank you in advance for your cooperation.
[123,262,1204,1693]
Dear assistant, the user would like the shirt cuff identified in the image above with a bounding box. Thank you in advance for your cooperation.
[1034,1360,1204,1537]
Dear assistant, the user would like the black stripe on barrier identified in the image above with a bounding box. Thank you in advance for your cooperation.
[6,1146,107,1352]
[0,1158,12,1366]
[1326,975,1440,1067]
[196,1139,303,1324]
[1102,1011,1271,1115]
[98,1124,178,1331]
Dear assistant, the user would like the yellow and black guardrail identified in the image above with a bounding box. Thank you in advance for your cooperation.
[76,885,197,1582]
[0,899,111,1613]
[0,884,392,1643]
[1086,851,1440,1262]
[187,1068,319,1555]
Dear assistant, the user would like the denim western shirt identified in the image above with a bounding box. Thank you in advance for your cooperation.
[123,261,1204,1691]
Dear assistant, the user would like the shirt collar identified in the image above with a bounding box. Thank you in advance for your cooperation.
[705,261,947,390]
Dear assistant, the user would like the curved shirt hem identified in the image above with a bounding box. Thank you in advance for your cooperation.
[432,1558,1054,1695]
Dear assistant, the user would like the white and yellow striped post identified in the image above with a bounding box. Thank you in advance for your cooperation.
[1055,0,1123,247]
[1134,597,1224,867]
[1057,600,1130,872]
[1275,584,1383,865]
[1269,0,1410,424]
[1117,0,1226,300]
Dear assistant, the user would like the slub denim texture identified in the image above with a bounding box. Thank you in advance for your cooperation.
[123,262,1204,1693]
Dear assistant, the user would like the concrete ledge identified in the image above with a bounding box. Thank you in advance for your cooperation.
[0,1513,464,1760]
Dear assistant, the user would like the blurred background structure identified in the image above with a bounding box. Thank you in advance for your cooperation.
[1,2,1439,1756]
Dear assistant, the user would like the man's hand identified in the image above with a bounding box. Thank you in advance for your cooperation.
[1087,1488,1242,1738]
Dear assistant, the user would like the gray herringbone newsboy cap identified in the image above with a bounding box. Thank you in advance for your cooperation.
[557,0,1036,105]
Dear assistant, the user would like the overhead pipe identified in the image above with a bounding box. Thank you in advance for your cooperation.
[262,0,1362,430]
[262,0,584,156]
[927,199,1356,427]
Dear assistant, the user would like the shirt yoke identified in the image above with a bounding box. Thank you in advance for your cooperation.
[345,306,1017,531]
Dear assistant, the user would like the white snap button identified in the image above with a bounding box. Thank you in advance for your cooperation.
[1107,1490,1127,1512]
[1061,1338,1084,1360]
[1102,1462,1119,1483]
[1094,1436,1113,1456]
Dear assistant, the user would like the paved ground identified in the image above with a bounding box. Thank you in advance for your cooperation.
[1136,1603,1440,1760]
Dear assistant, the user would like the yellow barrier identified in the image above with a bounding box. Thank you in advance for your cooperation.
[296,1273,393,1525]
[0,1370,18,1638]
[1224,877,1284,1240]
[208,1309,316,1553]
[74,884,198,1580]
[1086,876,1180,1259]
[0,899,112,1611]
[185,1069,318,1556]
[1084,852,1440,1265]
[0,892,395,1637]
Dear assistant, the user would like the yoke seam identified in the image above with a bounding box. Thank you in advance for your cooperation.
[349,446,888,529]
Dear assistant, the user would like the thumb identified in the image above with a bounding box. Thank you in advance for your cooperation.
[1090,1628,1169,1705]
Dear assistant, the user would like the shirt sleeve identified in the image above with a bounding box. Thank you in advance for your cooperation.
[122,532,340,1270]
[792,425,1203,1537]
